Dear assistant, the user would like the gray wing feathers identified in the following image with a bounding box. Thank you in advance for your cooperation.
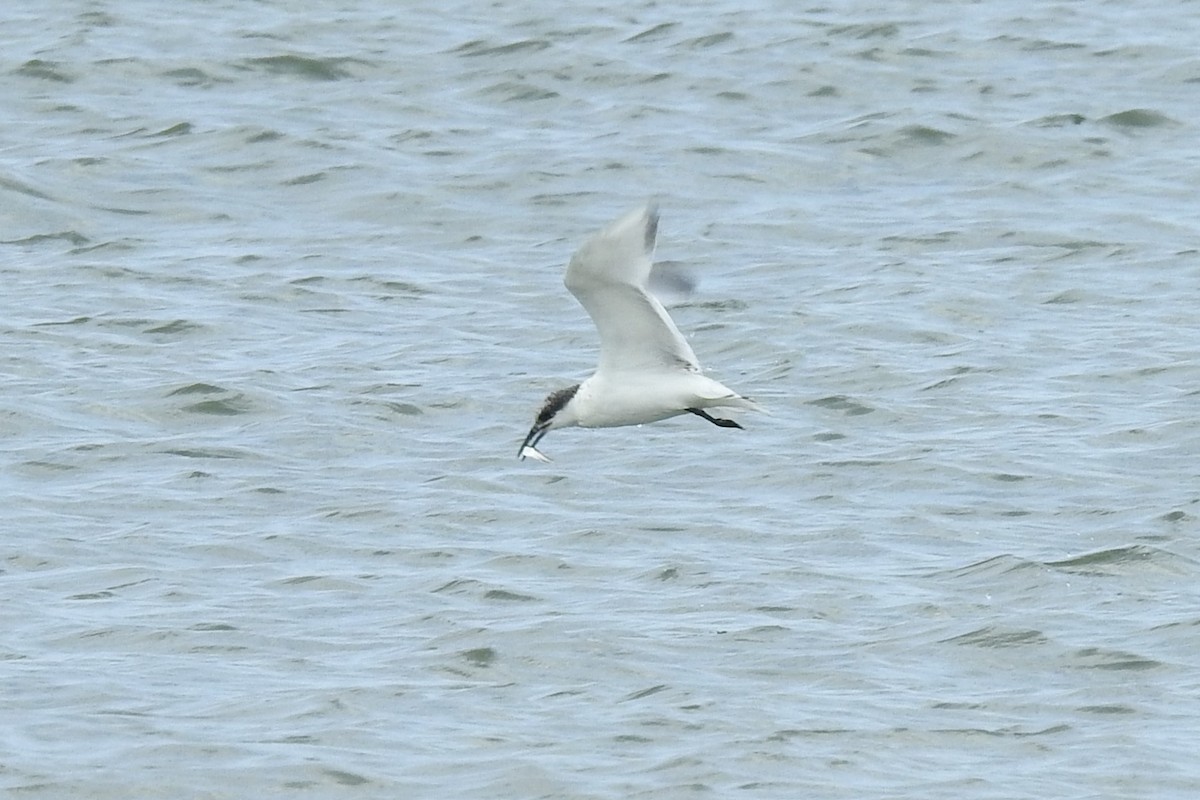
[564,205,700,375]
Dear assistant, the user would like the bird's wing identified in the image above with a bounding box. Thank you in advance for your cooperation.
[563,204,700,375]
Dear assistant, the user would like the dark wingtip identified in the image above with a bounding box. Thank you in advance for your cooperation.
[643,204,659,253]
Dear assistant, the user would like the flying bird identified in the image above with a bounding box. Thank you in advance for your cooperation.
[519,204,760,462]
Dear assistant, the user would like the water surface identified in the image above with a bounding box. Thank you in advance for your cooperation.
[4,1,1199,797]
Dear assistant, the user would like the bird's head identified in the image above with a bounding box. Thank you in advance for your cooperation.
[518,383,581,461]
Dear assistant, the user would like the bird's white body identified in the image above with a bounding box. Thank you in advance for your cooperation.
[569,369,755,428]
[519,204,760,460]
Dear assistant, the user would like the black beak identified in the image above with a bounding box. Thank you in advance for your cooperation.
[518,422,549,460]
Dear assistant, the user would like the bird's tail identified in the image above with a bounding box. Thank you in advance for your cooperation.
[718,393,768,414]
[696,377,768,415]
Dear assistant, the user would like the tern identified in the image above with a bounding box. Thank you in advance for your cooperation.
[519,203,760,462]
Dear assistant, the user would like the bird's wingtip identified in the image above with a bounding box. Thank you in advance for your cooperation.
[643,204,659,253]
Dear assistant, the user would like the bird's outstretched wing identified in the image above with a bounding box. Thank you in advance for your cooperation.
[564,204,700,376]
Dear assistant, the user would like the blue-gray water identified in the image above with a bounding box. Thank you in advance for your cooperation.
[4,1,1199,797]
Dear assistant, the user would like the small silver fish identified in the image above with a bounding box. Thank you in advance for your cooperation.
[519,445,553,463]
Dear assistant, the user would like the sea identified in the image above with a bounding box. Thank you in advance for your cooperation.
[3,1,1199,797]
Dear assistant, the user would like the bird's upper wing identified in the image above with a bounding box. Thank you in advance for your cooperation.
[563,204,700,375]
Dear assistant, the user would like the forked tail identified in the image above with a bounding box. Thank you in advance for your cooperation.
[700,386,767,415]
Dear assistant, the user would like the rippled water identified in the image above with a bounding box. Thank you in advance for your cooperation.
[4,1,1199,797]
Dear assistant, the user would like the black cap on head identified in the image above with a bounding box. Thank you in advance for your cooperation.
[519,383,580,459]
[535,384,580,426]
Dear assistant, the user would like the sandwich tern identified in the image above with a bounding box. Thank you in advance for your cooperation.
[519,203,760,462]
